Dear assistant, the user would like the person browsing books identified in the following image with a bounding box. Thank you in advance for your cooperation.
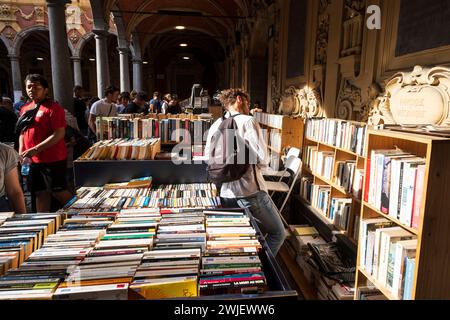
[205,88,286,256]
[122,92,149,114]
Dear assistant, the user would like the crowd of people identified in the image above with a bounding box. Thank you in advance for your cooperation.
[0,74,190,214]
[0,75,280,255]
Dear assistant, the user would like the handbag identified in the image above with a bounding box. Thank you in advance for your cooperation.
[15,99,49,135]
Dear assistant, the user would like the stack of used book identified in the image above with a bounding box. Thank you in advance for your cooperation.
[79,138,161,161]
[64,182,220,213]
[129,209,205,299]
[199,210,267,295]
[55,210,159,300]
[0,213,100,300]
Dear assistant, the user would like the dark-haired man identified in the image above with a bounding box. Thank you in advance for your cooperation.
[88,85,120,135]
[19,74,72,212]
[123,91,149,114]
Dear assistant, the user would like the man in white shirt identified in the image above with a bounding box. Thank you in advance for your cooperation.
[205,88,286,256]
[88,85,120,135]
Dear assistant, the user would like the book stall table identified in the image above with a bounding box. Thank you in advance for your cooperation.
[71,160,297,301]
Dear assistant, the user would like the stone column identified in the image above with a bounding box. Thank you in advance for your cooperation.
[93,29,110,98]
[9,54,23,102]
[118,47,130,92]
[72,56,83,87]
[132,58,143,92]
[46,0,74,112]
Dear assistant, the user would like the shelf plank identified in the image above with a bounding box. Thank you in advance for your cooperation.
[362,201,419,235]
[305,137,365,158]
[357,267,399,300]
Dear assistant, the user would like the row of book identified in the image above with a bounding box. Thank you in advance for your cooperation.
[253,112,284,130]
[304,147,334,181]
[79,138,161,161]
[335,161,360,194]
[305,118,366,156]
[300,178,358,234]
[0,213,69,299]
[365,149,426,229]
[329,198,352,231]
[0,206,267,299]
[96,117,212,145]
[359,218,417,300]
[65,183,221,213]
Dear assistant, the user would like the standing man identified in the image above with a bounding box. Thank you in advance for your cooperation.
[18,74,72,212]
[149,91,162,114]
[88,85,120,136]
[123,92,149,114]
[73,85,88,135]
[205,88,286,256]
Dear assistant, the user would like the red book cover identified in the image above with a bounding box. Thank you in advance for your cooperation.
[412,164,426,230]
[363,157,371,203]
[155,120,159,138]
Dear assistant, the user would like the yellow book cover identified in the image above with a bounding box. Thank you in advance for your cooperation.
[294,226,319,237]
[130,277,198,299]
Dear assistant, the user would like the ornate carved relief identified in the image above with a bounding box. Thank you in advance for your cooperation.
[368,66,450,126]
[277,85,323,118]
[336,79,362,120]
[315,0,331,66]
[341,0,365,57]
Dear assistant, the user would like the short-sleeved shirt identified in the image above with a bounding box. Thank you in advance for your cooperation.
[90,99,117,117]
[20,99,67,164]
[0,143,20,197]
[149,99,162,113]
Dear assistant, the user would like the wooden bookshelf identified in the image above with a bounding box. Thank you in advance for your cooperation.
[300,130,366,245]
[254,112,304,171]
[355,128,450,300]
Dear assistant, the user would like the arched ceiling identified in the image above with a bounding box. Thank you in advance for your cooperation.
[106,0,251,50]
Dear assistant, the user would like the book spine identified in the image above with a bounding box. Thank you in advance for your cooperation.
[402,258,415,300]
[412,165,426,230]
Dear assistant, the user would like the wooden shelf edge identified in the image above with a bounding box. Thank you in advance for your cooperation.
[362,201,419,235]
[357,267,399,300]
[305,137,366,158]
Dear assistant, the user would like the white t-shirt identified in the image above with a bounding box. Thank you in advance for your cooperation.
[90,99,117,117]
[205,112,269,198]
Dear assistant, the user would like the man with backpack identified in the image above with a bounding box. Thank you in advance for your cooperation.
[205,88,286,256]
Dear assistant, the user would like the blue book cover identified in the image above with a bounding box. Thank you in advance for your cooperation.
[403,257,415,300]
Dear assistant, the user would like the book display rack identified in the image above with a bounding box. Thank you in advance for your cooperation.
[253,112,304,171]
[299,118,367,246]
[355,128,450,300]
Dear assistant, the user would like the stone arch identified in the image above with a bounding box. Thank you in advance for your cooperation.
[10,25,49,56]
[74,32,95,57]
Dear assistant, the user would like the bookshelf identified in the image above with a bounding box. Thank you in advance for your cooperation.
[254,112,304,171]
[299,119,367,246]
[355,128,450,300]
